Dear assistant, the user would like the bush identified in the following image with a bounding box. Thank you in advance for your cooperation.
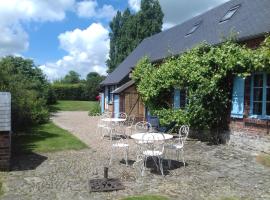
[88,103,101,116]
[52,83,86,100]
[0,56,50,131]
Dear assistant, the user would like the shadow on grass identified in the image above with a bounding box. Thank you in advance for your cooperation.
[11,128,60,171]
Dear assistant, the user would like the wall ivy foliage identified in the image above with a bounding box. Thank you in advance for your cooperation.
[132,36,270,140]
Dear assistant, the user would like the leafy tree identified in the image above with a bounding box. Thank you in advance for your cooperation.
[84,72,105,100]
[62,70,81,83]
[107,0,164,73]
[0,56,50,131]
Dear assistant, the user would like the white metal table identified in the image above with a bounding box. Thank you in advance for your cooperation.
[101,118,126,122]
[131,132,173,141]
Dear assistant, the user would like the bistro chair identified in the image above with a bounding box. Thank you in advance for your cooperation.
[140,132,165,176]
[108,128,129,166]
[165,125,189,168]
[124,115,136,137]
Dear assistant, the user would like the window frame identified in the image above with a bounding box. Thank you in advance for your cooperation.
[250,73,270,119]
[219,4,241,23]
[185,21,202,36]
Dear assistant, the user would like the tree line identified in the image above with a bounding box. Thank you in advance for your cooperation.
[52,70,105,101]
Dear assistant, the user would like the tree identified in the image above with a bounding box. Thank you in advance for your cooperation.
[0,56,50,130]
[106,0,164,73]
[84,72,105,100]
[63,70,80,83]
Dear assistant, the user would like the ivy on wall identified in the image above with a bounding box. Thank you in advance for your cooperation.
[132,36,270,139]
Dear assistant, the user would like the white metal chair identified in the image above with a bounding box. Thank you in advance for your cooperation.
[165,125,189,168]
[108,128,129,166]
[97,112,112,139]
[124,115,136,137]
[134,121,153,163]
[139,132,165,176]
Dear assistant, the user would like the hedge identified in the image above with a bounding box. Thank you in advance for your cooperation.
[52,83,88,100]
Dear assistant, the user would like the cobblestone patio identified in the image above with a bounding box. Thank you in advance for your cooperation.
[1,111,270,200]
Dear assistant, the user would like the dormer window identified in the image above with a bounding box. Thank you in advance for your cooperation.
[186,21,202,36]
[220,4,241,23]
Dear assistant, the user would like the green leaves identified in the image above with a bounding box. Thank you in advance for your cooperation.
[132,36,270,135]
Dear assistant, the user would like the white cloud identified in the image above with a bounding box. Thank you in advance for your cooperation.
[128,0,141,12]
[162,22,176,31]
[0,0,75,57]
[76,0,116,20]
[40,23,109,80]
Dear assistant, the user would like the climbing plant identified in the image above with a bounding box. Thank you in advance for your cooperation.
[132,36,270,141]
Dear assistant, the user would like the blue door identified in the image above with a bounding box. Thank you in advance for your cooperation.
[231,76,245,118]
[114,94,119,117]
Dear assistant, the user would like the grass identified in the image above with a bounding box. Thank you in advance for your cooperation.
[0,174,3,196]
[13,122,87,154]
[50,100,99,111]
[121,195,169,200]
[256,153,270,168]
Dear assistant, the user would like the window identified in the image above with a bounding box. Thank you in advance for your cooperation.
[186,21,202,36]
[220,4,240,23]
[250,73,270,117]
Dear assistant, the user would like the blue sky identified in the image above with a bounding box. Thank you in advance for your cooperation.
[0,0,228,80]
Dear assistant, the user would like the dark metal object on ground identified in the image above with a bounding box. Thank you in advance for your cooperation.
[89,167,125,192]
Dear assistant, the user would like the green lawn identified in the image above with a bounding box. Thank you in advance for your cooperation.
[0,175,3,196]
[121,195,169,200]
[50,100,99,111]
[13,122,87,154]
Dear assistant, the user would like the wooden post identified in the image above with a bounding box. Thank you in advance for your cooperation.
[104,167,108,179]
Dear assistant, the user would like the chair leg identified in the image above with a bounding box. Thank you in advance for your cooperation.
[181,149,185,167]
[158,157,164,176]
[124,147,128,166]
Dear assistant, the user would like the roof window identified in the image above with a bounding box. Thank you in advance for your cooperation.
[186,21,202,36]
[220,4,241,23]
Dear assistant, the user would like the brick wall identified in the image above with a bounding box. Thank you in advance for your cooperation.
[0,131,11,171]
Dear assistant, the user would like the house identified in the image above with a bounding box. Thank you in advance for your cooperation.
[100,0,270,135]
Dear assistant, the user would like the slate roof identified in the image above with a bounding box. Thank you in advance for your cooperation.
[112,80,135,94]
[101,0,270,86]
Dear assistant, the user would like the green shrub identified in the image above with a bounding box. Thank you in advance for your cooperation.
[88,103,101,116]
[52,83,86,100]
[0,56,50,131]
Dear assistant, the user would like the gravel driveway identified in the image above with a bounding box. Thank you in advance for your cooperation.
[1,111,270,200]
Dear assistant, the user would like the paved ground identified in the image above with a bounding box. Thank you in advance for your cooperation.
[1,111,270,200]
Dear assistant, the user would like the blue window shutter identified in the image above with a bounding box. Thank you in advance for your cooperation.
[100,93,104,113]
[114,94,119,117]
[174,89,180,109]
[231,77,245,118]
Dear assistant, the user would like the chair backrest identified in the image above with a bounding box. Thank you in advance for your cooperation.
[178,125,189,144]
[135,121,152,133]
[118,112,127,119]
[126,115,135,126]
[142,132,165,153]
